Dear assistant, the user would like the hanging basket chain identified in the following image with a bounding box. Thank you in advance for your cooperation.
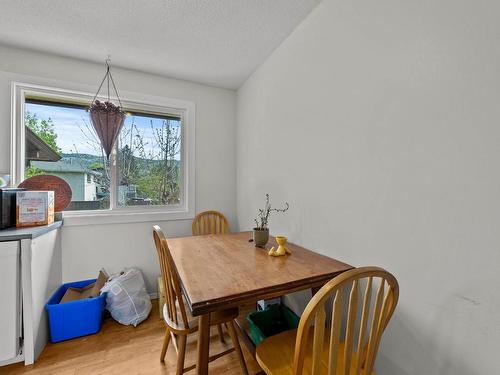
[108,65,123,108]
[90,58,123,108]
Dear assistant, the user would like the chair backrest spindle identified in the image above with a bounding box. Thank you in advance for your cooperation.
[343,279,359,374]
[354,277,372,374]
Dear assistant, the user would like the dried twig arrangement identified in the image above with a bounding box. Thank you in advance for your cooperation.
[254,194,289,230]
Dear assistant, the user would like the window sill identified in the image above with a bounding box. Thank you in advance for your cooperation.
[61,208,194,227]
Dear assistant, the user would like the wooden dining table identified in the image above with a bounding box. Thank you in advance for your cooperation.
[167,231,353,375]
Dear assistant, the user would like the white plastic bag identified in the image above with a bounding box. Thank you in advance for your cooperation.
[100,268,152,326]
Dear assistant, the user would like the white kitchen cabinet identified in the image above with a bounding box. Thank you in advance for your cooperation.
[0,241,21,363]
[0,222,62,367]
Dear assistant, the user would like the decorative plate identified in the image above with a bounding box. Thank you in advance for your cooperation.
[19,175,72,212]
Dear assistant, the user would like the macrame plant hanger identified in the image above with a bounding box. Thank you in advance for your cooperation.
[89,57,126,160]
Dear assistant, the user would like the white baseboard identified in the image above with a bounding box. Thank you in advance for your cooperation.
[0,353,24,367]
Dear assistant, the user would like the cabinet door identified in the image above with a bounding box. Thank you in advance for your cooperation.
[0,241,20,362]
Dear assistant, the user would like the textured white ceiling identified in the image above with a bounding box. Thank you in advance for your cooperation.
[0,0,321,89]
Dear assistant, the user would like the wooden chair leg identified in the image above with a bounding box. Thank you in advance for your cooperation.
[160,328,171,362]
[176,334,187,375]
[227,320,249,375]
[217,324,226,343]
[172,332,179,355]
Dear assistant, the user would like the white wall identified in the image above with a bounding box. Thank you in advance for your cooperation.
[0,45,237,292]
[236,0,500,373]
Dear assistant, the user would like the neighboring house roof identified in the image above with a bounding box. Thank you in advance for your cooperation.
[25,127,62,162]
[32,159,100,175]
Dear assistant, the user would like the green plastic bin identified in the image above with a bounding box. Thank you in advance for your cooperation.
[246,304,300,346]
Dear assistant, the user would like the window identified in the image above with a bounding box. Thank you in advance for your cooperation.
[24,100,111,210]
[117,111,182,207]
[12,83,195,225]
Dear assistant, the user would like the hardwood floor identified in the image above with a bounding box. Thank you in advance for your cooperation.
[1,300,262,375]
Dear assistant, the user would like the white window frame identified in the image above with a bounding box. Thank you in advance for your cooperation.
[11,82,196,226]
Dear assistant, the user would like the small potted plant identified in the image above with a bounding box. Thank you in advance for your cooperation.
[253,194,289,246]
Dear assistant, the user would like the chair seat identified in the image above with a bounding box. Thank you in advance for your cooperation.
[256,329,375,375]
[163,302,239,332]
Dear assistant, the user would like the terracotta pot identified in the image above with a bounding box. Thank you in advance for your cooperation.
[253,228,269,247]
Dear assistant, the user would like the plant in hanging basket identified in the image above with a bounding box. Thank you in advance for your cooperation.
[89,58,126,159]
[89,100,126,159]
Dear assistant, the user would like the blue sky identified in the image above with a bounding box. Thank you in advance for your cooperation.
[26,102,181,158]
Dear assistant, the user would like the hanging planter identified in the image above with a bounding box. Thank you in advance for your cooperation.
[89,58,126,159]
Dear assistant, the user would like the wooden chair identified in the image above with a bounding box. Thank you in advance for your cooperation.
[192,210,230,342]
[256,267,399,375]
[153,225,248,375]
[192,210,229,235]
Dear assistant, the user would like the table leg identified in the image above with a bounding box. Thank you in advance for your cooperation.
[196,313,211,375]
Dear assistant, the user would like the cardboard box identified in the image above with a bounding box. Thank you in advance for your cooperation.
[16,191,54,227]
[60,271,108,304]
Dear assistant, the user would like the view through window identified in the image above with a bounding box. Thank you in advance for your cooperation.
[24,99,182,211]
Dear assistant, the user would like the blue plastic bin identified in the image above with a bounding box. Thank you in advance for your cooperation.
[45,278,106,343]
